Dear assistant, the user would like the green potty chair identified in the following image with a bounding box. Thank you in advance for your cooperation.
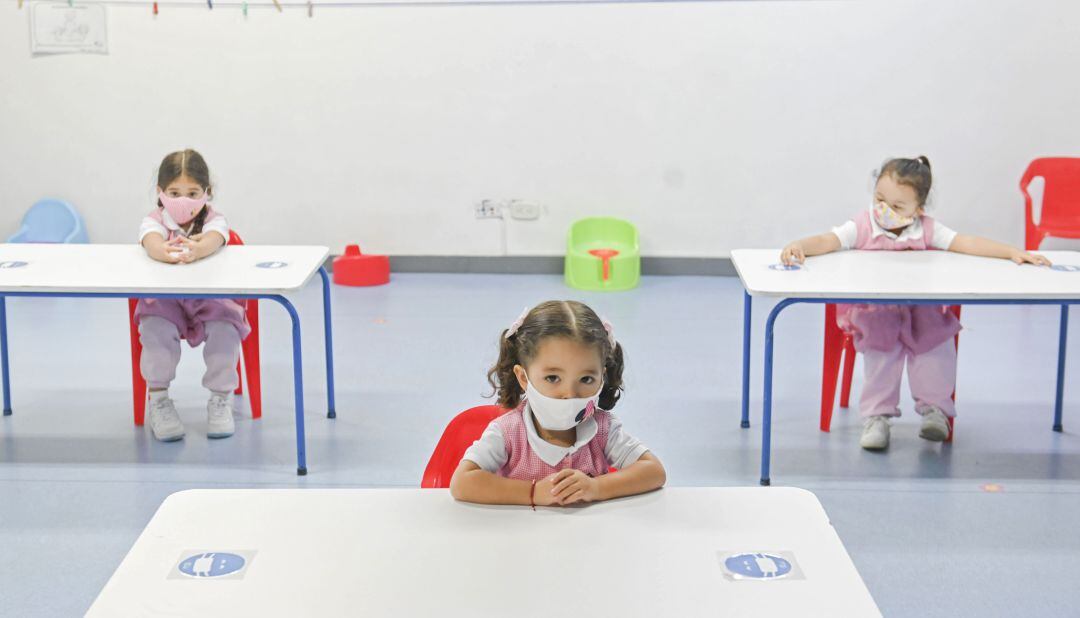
[565,217,640,291]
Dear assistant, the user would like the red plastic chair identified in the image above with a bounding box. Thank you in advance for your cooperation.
[1021,157,1080,250]
[820,304,961,442]
[422,405,506,488]
[127,230,262,426]
[421,405,619,488]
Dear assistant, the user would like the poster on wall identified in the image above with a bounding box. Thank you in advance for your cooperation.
[29,2,108,56]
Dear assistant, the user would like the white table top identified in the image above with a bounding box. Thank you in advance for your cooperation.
[732,249,1080,300]
[87,488,880,618]
[0,244,329,295]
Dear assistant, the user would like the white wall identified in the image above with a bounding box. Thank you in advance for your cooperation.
[2,0,1079,257]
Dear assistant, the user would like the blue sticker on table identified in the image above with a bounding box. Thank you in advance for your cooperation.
[256,261,289,269]
[1051,264,1080,272]
[769,263,801,271]
[724,553,793,579]
[0,261,28,269]
[177,552,247,578]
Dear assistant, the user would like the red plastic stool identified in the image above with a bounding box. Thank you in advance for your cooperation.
[820,304,961,442]
[588,248,620,282]
[333,244,389,286]
[128,230,262,426]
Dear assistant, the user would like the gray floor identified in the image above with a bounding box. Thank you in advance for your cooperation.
[2,273,1078,616]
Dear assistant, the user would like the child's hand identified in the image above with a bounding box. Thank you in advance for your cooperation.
[533,476,560,507]
[549,469,602,505]
[780,243,805,266]
[148,241,182,264]
[1010,249,1051,267]
[167,236,207,264]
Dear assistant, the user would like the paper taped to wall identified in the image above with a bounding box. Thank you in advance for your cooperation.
[30,2,108,56]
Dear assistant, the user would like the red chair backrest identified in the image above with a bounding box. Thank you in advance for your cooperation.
[228,230,244,246]
[1021,158,1080,229]
[421,405,506,488]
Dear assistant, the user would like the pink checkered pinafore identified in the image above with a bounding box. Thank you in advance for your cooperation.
[496,405,612,481]
[836,210,962,354]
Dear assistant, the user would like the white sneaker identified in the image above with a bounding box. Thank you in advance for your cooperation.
[207,393,235,439]
[919,407,951,442]
[860,416,890,450]
[148,396,185,442]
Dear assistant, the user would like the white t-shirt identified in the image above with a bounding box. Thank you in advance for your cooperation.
[462,404,650,472]
[831,205,957,251]
[139,208,230,244]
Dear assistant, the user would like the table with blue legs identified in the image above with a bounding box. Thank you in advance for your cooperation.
[732,249,1080,486]
[0,244,336,476]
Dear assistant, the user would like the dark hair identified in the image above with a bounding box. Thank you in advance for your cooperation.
[878,156,932,206]
[156,149,213,235]
[487,300,625,410]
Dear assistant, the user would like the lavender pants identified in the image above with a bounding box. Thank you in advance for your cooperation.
[860,338,958,419]
[139,315,241,393]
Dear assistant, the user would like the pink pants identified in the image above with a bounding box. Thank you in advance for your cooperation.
[139,315,241,393]
[860,338,957,418]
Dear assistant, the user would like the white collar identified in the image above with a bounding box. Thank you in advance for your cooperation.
[867,203,924,241]
[522,402,599,467]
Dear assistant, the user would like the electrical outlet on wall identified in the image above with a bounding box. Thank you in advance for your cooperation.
[508,200,541,220]
[474,200,503,219]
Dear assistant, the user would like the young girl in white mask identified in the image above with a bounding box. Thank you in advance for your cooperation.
[450,300,666,506]
[136,149,249,442]
[781,156,1050,451]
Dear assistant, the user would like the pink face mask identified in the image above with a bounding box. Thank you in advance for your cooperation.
[158,191,208,225]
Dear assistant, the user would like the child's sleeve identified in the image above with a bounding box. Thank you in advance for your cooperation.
[139,217,168,243]
[604,413,650,470]
[931,220,958,251]
[460,422,508,473]
[830,220,858,250]
[203,213,230,245]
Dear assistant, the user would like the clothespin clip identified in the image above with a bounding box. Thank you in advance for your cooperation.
[18,0,24,9]
[152,1,158,15]
[242,1,247,16]
[307,0,313,17]
[67,0,73,7]
[270,0,282,12]
[207,0,213,9]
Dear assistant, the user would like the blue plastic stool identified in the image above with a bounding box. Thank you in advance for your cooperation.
[7,199,89,243]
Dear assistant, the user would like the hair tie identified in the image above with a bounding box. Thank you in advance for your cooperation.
[505,307,530,339]
[600,316,617,348]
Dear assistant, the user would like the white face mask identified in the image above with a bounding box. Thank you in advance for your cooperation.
[525,377,602,431]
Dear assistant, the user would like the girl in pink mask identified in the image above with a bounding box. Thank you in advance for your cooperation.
[780,156,1050,451]
[450,301,666,506]
[136,149,249,442]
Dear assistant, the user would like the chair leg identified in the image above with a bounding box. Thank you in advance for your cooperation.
[820,304,844,432]
[839,337,857,408]
[243,301,262,420]
[128,299,147,426]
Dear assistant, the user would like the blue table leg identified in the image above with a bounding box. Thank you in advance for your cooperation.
[272,296,308,476]
[761,299,796,486]
[318,267,337,419]
[741,292,752,428]
[1,296,10,416]
[1054,304,1069,432]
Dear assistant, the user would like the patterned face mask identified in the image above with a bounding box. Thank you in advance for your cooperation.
[872,200,915,230]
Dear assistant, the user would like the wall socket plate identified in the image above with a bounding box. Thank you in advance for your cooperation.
[475,200,503,219]
[475,199,542,221]
[508,200,541,220]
